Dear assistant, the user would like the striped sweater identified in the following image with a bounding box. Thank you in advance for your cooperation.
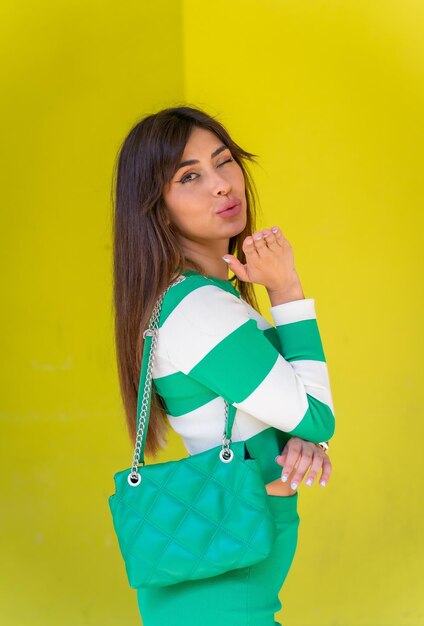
[152,269,335,467]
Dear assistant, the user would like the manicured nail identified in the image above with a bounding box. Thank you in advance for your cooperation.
[306,479,313,486]
[271,227,278,233]
[320,480,326,487]
[254,234,262,240]
[222,256,231,263]
[291,482,298,490]
[281,474,288,482]
[275,456,280,463]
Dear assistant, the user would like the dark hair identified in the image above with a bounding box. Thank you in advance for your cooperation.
[112,105,262,458]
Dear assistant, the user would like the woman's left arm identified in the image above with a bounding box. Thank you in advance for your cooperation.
[275,436,332,490]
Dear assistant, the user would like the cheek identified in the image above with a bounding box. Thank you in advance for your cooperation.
[164,189,208,230]
[171,188,204,214]
[233,165,246,190]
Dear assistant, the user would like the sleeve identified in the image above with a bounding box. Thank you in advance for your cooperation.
[161,282,336,443]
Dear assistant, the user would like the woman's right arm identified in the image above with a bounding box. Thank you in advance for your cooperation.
[161,279,335,444]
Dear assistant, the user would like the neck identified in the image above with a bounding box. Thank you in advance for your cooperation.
[178,236,231,281]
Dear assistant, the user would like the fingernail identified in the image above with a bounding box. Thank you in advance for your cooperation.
[320,480,326,487]
[271,227,278,233]
[275,456,280,463]
[222,256,231,263]
[281,474,288,482]
[291,482,298,490]
[306,479,312,486]
[254,234,262,240]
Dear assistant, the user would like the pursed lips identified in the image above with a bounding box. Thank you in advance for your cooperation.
[216,198,241,214]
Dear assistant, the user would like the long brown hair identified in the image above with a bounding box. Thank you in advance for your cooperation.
[111,105,262,458]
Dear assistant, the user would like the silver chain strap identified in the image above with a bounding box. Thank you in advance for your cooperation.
[128,275,234,487]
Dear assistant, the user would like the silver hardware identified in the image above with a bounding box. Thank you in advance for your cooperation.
[128,472,142,487]
[143,329,156,338]
[128,275,186,485]
[219,398,234,463]
[219,448,234,463]
[128,273,235,485]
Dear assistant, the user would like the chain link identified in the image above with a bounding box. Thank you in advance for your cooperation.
[128,274,232,485]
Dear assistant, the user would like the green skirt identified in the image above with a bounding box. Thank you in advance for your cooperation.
[136,491,300,626]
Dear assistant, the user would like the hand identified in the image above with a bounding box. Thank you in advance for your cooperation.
[223,226,299,292]
[275,437,332,489]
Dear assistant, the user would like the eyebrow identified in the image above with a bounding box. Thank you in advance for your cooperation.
[176,144,229,172]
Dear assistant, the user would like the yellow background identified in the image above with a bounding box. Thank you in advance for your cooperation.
[1,0,423,624]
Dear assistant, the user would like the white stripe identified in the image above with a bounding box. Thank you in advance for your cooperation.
[159,285,251,373]
[152,292,281,378]
[287,360,335,414]
[233,356,310,431]
[167,397,271,455]
[240,299,274,331]
[152,354,180,378]
[270,298,316,325]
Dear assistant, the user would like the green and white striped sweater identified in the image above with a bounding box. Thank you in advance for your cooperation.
[152,269,335,473]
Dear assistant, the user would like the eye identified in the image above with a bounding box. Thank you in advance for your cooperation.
[179,158,234,184]
[180,172,197,184]
[218,158,234,167]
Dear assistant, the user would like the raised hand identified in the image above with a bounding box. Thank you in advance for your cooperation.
[223,226,299,292]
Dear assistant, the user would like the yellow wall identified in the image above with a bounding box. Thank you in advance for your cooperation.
[1,0,423,624]
[0,1,186,624]
[182,1,424,624]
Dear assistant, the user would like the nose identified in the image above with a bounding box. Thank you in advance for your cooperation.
[211,169,231,196]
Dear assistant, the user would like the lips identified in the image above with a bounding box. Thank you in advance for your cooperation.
[216,198,241,214]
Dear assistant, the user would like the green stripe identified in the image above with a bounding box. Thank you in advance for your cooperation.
[154,371,217,416]
[263,326,281,352]
[188,319,279,403]
[182,269,240,297]
[287,394,335,442]
[275,318,326,361]
[154,326,283,416]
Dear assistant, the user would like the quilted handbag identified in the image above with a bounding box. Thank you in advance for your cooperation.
[108,274,277,589]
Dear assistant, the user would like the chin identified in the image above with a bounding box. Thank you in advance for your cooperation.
[231,215,247,237]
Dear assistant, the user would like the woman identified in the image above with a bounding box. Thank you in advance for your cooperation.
[112,105,335,625]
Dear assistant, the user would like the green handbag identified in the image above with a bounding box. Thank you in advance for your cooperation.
[108,275,277,589]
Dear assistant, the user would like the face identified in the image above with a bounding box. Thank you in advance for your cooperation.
[162,127,247,251]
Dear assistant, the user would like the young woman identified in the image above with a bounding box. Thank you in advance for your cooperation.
[112,105,335,625]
